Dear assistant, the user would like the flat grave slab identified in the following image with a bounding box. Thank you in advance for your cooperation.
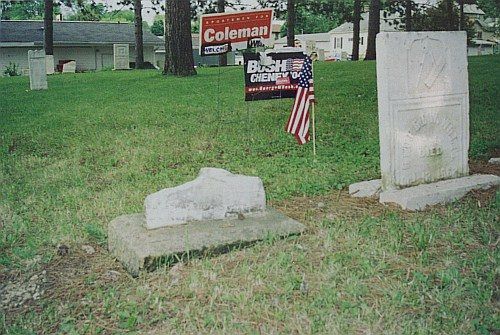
[109,208,305,277]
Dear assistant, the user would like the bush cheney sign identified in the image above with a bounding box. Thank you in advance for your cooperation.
[244,52,307,101]
[200,9,273,56]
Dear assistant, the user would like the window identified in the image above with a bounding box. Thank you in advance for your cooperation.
[340,37,343,49]
[361,36,364,45]
[477,31,482,39]
[334,38,337,49]
[348,37,353,42]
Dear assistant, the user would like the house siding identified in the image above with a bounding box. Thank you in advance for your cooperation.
[1,44,157,75]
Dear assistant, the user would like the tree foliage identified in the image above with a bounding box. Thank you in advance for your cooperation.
[151,15,164,36]
[67,0,106,21]
[0,0,60,20]
[270,0,354,35]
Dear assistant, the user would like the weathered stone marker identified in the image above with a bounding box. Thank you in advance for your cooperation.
[113,44,130,70]
[28,50,48,90]
[145,168,266,229]
[109,168,305,276]
[349,32,499,209]
[62,61,76,73]
[45,55,55,75]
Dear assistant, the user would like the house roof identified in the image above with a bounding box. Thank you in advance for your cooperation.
[329,11,398,34]
[274,32,331,44]
[0,20,163,46]
[463,4,485,15]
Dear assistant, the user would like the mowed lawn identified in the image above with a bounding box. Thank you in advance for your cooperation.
[0,56,499,334]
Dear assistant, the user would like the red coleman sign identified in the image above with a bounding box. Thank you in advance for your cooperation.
[199,9,273,56]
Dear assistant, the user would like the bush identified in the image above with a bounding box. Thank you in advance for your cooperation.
[3,62,21,77]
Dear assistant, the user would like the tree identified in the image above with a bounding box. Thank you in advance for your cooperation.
[134,0,144,69]
[364,0,379,60]
[67,1,106,21]
[102,9,135,22]
[1,0,52,19]
[44,0,54,56]
[164,0,196,76]
[352,0,361,60]
[405,0,412,31]
[273,0,354,36]
[217,0,227,66]
[151,15,164,36]
[287,0,295,46]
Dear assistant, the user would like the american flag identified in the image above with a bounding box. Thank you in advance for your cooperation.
[286,58,304,72]
[285,56,315,145]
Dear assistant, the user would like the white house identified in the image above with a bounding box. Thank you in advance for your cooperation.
[0,20,163,74]
[329,11,398,60]
[273,33,333,59]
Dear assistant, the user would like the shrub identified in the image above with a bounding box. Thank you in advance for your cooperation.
[3,62,21,77]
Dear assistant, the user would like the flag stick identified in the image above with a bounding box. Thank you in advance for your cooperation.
[312,101,316,156]
[311,53,317,157]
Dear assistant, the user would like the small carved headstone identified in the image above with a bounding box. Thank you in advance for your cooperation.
[348,31,500,210]
[28,50,48,90]
[45,55,55,75]
[113,44,130,70]
[377,31,469,190]
[62,61,76,73]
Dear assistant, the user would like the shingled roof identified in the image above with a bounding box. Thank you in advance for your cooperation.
[0,20,163,45]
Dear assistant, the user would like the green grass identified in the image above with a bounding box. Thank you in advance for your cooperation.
[0,56,499,334]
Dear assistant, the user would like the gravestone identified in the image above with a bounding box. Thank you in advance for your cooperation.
[113,44,130,70]
[62,61,76,73]
[349,32,499,210]
[145,168,266,229]
[109,168,305,276]
[45,55,55,75]
[28,50,48,90]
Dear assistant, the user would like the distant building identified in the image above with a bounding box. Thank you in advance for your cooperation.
[273,33,332,59]
[328,11,397,60]
[0,20,163,74]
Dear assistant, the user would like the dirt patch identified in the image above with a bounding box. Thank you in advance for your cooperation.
[470,159,500,176]
[270,189,405,225]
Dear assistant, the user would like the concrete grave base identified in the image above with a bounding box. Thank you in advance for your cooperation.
[379,174,500,210]
[108,208,305,277]
[489,158,500,165]
[350,174,499,211]
[349,179,382,198]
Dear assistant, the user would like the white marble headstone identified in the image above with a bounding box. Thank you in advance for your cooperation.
[28,50,48,90]
[376,31,469,190]
[113,44,130,70]
[62,61,76,73]
[45,55,55,75]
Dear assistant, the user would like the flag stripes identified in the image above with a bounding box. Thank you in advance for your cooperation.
[285,56,315,145]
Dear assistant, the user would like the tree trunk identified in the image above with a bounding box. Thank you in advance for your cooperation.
[217,0,227,66]
[287,0,295,47]
[444,0,453,30]
[459,0,464,30]
[134,0,144,69]
[352,0,361,61]
[163,0,196,76]
[405,0,412,31]
[364,0,379,60]
[44,0,53,55]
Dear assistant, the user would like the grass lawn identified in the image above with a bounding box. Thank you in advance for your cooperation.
[0,55,499,334]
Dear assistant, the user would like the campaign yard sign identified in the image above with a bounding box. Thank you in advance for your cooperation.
[199,9,273,56]
[244,52,307,101]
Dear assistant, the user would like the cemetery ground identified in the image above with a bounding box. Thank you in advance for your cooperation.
[0,55,498,334]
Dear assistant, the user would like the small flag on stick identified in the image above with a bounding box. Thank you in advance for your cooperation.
[285,56,315,145]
